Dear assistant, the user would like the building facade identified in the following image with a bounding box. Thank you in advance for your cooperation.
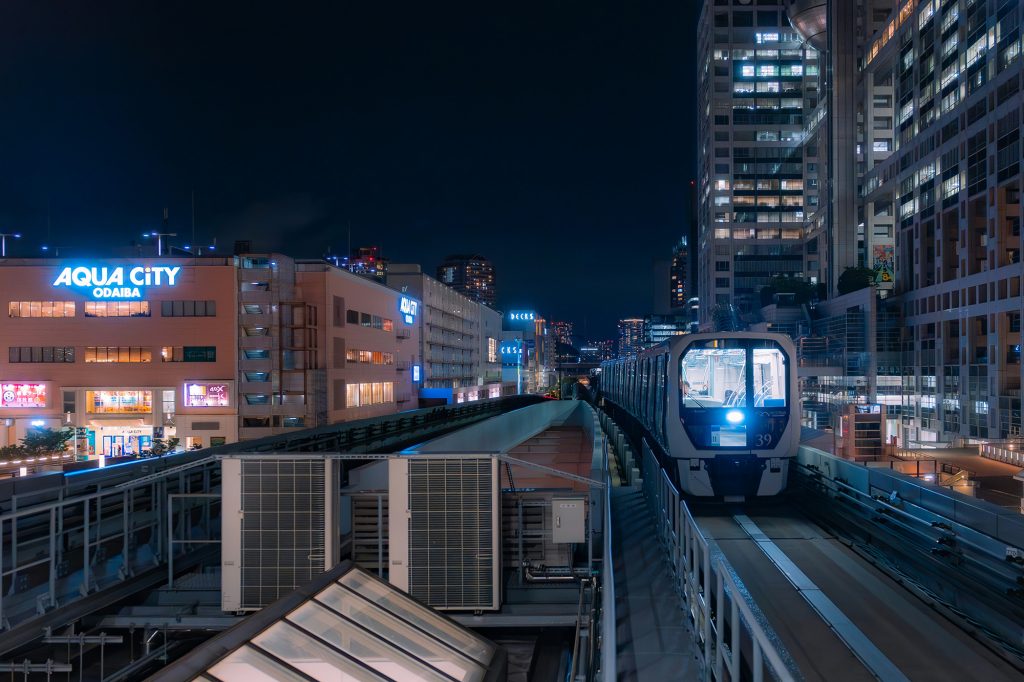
[388,264,502,391]
[1,259,239,453]
[436,254,497,308]
[0,255,423,454]
[697,2,823,327]
[857,0,1024,443]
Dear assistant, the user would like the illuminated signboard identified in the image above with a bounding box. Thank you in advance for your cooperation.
[184,382,230,407]
[399,296,419,325]
[52,265,182,299]
[0,383,47,408]
[412,365,421,382]
[508,311,535,322]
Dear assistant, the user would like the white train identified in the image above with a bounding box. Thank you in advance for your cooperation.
[600,332,800,499]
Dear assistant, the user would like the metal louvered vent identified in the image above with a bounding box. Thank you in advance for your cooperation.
[238,459,328,610]
[407,458,498,610]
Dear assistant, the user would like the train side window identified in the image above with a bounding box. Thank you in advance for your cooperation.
[655,354,666,442]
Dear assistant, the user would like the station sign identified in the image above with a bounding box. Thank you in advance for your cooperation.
[0,383,47,408]
[399,296,419,325]
[52,265,182,299]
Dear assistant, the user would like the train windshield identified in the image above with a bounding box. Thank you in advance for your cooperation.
[679,339,789,449]
[680,345,746,407]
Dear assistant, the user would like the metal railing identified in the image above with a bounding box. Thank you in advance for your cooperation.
[599,434,616,682]
[640,442,797,682]
[0,457,220,639]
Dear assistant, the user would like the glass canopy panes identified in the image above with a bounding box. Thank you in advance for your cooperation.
[192,565,498,682]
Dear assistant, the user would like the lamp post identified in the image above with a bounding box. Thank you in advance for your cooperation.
[41,245,70,257]
[143,231,177,256]
[0,232,22,257]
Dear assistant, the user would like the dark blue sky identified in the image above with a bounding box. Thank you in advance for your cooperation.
[0,1,699,340]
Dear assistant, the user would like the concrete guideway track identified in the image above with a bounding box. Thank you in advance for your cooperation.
[697,510,1022,682]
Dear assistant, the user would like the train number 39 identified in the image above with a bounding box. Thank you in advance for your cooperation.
[756,434,773,447]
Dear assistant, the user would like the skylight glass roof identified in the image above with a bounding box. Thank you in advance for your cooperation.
[165,564,501,682]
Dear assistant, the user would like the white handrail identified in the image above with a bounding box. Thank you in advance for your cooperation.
[641,443,797,682]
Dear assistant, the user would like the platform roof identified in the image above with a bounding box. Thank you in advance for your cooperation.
[148,561,506,682]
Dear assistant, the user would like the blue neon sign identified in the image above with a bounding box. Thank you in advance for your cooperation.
[52,265,182,299]
[399,296,419,325]
[412,365,421,382]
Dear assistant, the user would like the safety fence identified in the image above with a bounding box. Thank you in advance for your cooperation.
[640,441,797,682]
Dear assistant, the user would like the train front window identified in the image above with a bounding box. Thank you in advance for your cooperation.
[752,347,787,407]
[680,346,746,407]
[679,339,790,450]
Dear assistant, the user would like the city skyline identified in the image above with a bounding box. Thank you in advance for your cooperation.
[0,1,703,340]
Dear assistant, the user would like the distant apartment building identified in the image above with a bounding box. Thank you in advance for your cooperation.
[388,263,502,391]
[697,2,823,326]
[617,318,645,357]
[436,254,496,308]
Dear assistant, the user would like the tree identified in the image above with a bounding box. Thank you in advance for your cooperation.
[837,267,877,295]
[150,437,181,456]
[20,427,73,455]
[760,275,819,307]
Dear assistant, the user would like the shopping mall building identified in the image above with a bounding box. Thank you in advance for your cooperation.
[0,255,422,455]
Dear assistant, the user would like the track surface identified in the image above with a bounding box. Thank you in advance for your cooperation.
[696,510,1021,682]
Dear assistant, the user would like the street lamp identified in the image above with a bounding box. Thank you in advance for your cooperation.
[143,231,177,256]
[0,232,22,257]
[41,245,70,257]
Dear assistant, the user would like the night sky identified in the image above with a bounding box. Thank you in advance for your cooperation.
[0,1,700,340]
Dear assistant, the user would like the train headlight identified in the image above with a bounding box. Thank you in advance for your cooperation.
[725,409,745,424]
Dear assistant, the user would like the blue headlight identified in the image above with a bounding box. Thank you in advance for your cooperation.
[725,410,744,424]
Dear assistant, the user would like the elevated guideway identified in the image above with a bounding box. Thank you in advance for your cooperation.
[588,391,1024,682]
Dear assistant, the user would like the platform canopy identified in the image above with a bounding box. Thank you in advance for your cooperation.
[150,561,505,682]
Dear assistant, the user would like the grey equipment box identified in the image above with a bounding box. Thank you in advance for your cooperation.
[552,497,586,544]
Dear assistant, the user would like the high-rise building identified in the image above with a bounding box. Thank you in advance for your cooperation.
[852,0,1024,443]
[670,236,689,311]
[617,318,645,357]
[596,339,616,361]
[696,3,823,327]
[550,320,575,346]
[643,314,690,347]
[436,254,496,307]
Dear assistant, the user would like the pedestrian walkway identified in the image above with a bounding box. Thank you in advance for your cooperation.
[611,484,699,681]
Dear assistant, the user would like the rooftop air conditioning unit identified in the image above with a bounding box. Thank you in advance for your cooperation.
[388,456,501,610]
[221,456,338,611]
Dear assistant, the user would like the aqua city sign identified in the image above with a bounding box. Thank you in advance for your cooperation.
[52,265,182,299]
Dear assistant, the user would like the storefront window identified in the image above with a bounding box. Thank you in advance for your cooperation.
[86,390,153,414]
[8,301,76,318]
[84,301,150,317]
[162,390,176,424]
[85,347,152,363]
